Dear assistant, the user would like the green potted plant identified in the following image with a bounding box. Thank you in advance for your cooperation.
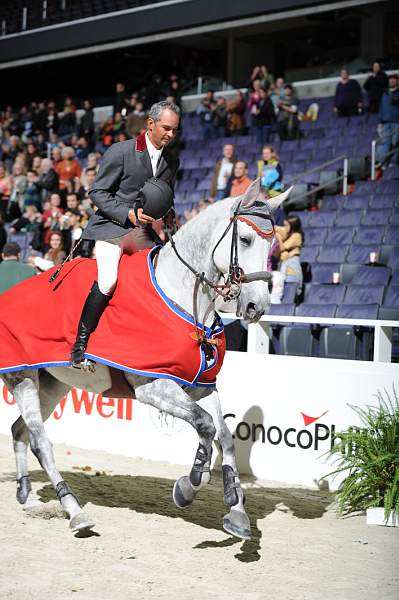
[324,385,398,527]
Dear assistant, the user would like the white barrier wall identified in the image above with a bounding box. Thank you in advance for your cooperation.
[0,353,397,489]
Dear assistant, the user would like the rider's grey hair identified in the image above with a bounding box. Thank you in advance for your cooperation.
[148,100,180,122]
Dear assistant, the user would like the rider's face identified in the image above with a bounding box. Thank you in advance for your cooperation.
[147,109,179,149]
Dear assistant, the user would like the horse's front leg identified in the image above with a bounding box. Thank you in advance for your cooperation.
[196,389,251,540]
[131,377,216,508]
[3,371,94,534]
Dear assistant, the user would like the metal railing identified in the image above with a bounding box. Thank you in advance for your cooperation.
[371,136,399,180]
[285,154,349,205]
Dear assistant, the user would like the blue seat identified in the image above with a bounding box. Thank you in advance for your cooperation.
[306,284,346,305]
[342,197,368,210]
[354,226,385,245]
[281,282,297,304]
[369,195,396,209]
[390,269,399,286]
[383,286,399,308]
[305,228,328,245]
[317,245,349,263]
[321,196,342,211]
[300,246,320,263]
[336,304,379,319]
[325,227,354,245]
[296,304,337,317]
[268,303,295,316]
[361,209,392,227]
[335,210,362,227]
[346,245,381,264]
[351,265,391,286]
[344,284,385,305]
[308,211,336,228]
[310,263,340,284]
[388,248,399,269]
[384,226,399,245]
[390,212,399,226]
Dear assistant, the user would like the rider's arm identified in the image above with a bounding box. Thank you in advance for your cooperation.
[89,144,132,226]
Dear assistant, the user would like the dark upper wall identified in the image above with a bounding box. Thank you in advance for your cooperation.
[0,0,353,66]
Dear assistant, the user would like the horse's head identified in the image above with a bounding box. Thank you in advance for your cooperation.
[212,179,292,322]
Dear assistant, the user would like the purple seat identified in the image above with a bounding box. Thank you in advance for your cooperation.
[308,211,336,228]
[342,197,368,210]
[306,284,346,304]
[378,181,399,194]
[335,210,362,227]
[281,282,297,304]
[383,286,399,307]
[344,284,385,305]
[320,196,342,211]
[336,304,379,319]
[196,178,212,192]
[268,303,295,316]
[289,211,312,227]
[200,157,217,168]
[369,195,397,209]
[296,304,337,318]
[361,209,392,227]
[390,212,399,226]
[305,228,328,245]
[351,265,391,286]
[300,246,320,263]
[310,263,340,284]
[354,226,385,245]
[347,245,381,264]
[325,227,354,245]
[384,226,399,245]
[388,247,399,269]
[317,245,349,263]
[390,269,399,285]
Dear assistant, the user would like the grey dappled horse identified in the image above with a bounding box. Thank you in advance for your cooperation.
[1,180,288,539]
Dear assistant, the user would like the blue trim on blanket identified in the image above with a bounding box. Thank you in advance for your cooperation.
[0,360,70,374]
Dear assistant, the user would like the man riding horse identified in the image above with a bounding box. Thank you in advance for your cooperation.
[71,100,180,369]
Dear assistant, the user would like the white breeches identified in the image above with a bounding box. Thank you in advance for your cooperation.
[95,231,140,296]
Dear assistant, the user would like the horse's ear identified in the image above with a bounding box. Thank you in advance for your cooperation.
[266,186,294,212]
[240,178,261,208]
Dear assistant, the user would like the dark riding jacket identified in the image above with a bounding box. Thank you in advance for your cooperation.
[82,132,179,241]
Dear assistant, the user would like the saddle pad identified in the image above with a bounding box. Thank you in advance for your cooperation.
[0,248,225,388]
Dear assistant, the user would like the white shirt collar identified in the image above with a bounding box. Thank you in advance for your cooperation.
[145,132,163,175]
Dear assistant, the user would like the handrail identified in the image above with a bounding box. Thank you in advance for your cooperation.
[371,137,399,180]
[286,154,346,184]
[285,154,349,203]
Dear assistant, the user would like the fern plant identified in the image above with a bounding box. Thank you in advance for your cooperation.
[324,384,399,521]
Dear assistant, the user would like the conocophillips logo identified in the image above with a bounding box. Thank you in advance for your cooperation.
[224,410,336,451]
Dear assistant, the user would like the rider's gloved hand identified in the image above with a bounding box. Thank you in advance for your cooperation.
[128,207,155,226]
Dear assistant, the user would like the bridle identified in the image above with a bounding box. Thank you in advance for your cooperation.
[165,199,275,347]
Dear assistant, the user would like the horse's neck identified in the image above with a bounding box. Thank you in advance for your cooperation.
[155,202,231,327]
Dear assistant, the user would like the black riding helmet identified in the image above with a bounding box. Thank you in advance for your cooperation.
[136,177,174,220]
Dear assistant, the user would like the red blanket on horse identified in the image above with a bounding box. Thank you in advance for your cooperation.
[0,248,225,387]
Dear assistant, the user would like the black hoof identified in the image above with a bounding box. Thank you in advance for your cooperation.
[173,476,196,508]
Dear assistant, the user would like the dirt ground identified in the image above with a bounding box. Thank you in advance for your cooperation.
[0,433,398,600]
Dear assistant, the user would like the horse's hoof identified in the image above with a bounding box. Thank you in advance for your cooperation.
[172,476,196,508]
[70,512,95,533]
[22,496,43,510]
[223,509,251,540]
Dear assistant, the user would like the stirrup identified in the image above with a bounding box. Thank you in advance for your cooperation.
[71,357,96,373]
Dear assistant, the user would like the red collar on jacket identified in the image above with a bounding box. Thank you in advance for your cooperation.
[135,131,147,153]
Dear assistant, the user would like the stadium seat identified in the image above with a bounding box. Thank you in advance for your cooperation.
[351,265,391,286]
[268,303,295,316]
[279,303,336,357]
[337,304,379,319]
[343,284,385,305]
[346,245,381,264]
[308,211,336,228]
[317,245,349,263]
[281,282,298,304]
[335,210,362,227]
[305,228,328,245]
[361,209,392,227]
[369,195,396,209]
[300,246,320,263]
[354,226,385,245]
[382,285,399,308]
[383,226,399,245]
[388,248,399,269]
[305,284,346,305]
[342,196,368,210]
[310,263,340,284]
[325,227,354,245]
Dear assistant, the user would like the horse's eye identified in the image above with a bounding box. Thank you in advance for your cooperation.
[240,236,251,247]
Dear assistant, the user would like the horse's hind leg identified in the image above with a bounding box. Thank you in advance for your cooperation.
[11,370,71,507]
[196,389,251,540]
[4,370,95,534]
[132,377,216,509]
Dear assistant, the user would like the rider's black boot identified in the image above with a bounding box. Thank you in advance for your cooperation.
[70,281,110,369]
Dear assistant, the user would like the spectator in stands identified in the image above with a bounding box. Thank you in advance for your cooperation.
[113,83,127,115]
[277,85,299,140]
[51,146,62,170]
[249,65,274,91]
[275,214,304,295]
[59,208,83,254]
[58,105,77,143]
[55,146,81,193]
[224,161,253,198]
[212,97,228,137]
[227,91,246,135]
[210,144,236,200]
[35,158,59,204]
[9,162,27,215]
[28,230,66,272]
[270,77,285,113]
[252,87,276,147]
[44,101,59,139]
[42,192,64,246]
[84,153,99,174]
[1,135,21,172]
[248,80,263,123]
[66,193,80,211]
[377,73,399,168]
[22,170,42,211]
[257,145,283,196]
[0,242,36,294]
[333,68,363,117]
[79,99,95,147]
[197,90,216,139]
[363,62,388,114]
[0,163,12,219]
[77,167,96,204]
[0,214,7,257]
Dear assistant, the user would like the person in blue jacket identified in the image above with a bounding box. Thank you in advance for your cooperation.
[377,73,399,167]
